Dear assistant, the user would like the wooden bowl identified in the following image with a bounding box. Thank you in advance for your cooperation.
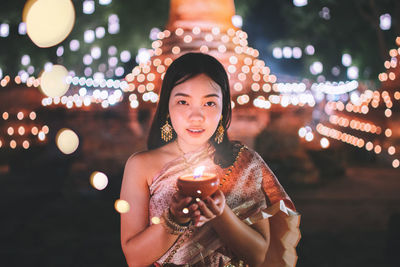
[177,173,219,199]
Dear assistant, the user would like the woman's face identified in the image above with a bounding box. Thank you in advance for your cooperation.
[168,73,223,151]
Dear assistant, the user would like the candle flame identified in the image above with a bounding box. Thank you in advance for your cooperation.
[193,166,205,179]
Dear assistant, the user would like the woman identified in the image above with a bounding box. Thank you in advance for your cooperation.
[120,53,301,267]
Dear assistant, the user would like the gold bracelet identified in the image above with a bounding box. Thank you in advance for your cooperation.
[161,209,190,235]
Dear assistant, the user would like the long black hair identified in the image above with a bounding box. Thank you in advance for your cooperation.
[147,52,242,168]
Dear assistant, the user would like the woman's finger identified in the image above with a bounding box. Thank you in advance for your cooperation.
[205,197,221,215]
[198,200,215,218]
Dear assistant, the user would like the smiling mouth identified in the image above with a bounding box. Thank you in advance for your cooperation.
[187,129,205,133]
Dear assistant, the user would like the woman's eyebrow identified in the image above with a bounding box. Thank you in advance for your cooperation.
[204,94,220,98]
[173,92,190,97]
[173,93,220,98]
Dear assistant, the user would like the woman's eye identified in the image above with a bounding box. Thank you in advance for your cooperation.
[205,101,216,107]
[177,100,187,105]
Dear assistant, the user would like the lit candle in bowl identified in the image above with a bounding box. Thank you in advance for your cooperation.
[177,166,219,199]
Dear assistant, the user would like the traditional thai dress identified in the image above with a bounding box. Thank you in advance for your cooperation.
[149,144,301,267]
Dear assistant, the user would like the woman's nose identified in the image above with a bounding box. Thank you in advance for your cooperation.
[188,107,204,122]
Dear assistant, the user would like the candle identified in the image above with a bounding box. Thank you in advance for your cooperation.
[177,166,219,199]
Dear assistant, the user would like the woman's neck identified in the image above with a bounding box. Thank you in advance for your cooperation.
[175,139,210,154]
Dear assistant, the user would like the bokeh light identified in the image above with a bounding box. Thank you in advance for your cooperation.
[39,65,70,97]
[115,199,130,213]
[56,128,79,154]
[90,171,109,190]
[320,137,330,148]
[24,0,75,48]
[151,217,161,224]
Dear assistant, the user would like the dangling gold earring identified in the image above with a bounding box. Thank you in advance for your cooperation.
[215,116,224,144]
[161,114,173,142]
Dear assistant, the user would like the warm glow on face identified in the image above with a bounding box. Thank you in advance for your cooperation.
[90,171,109,190]
[56,128,79,154]
[115,199,130,213]
[24,0,75,48]
[39,64,70,97]
[168,74,223,149]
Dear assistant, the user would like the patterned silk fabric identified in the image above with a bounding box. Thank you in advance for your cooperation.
[149,144,301,267]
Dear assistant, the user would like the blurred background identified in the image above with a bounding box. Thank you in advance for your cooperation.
[0,0,399,266]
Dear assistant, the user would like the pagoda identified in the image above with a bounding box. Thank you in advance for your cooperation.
[124,0,278,147]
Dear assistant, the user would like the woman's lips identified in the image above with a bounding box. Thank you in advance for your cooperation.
[186,128,205,135]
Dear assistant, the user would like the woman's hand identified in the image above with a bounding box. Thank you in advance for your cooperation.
[192,189,226,227]
[169,191,196,224]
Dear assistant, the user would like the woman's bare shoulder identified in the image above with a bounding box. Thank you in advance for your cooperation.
[124,143,177,185]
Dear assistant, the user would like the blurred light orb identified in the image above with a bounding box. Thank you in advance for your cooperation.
[95,26,105,39]
[347,66,359,80]
[83,0,95,15]
[70,39,80,51]
[305,45,314,55]
[342,53,352,67]
[292,47,302,58]
[380,14,391,30]
[310,61,323,75]
[38,131,45,140]
[24,0,75,48]
[272,47,282,59]
[91,47,101,59]
[21,55,31,66]
[331,66,340,76]
[393,159,399,168]
[120,50,131,62]
[151,217,161,224]
[39,64,70,97]
[56,128,79,154]
[298,127,306,138]
[115,199,130,213]
[19,22,27,35]
[44,62,53,72]
[282,46,292,58]
[293,0,308,7]
[305,132,314,142]
[232,15,243,28]
[320,137,330,148]
[0,23,10,37]
[99,0,112,5]
[149,27,160,40]
[136,48,151,64]
[90,171,108,190]
[84,30,95,43]
[108,46,117,56]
